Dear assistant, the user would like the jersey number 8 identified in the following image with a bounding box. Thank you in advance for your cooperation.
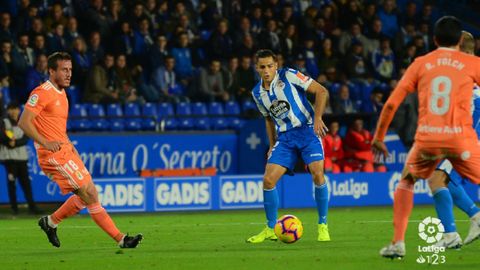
[429,76,452,115]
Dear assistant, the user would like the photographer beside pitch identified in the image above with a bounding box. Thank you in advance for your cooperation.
[246,49,331,243]
[18,52,142,248]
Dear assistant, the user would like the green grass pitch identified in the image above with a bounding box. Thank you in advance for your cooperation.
[0,206,478,270]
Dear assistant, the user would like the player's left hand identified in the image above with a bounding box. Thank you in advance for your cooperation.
[314,118,328,138]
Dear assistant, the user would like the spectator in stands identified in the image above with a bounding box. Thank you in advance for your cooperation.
[321,4,339,36]
[84,53,120,104]
[278,3,297,30]
[28,17,45,42]
[280,23,298,63]
[323,121,344,173]
[0,40,12,86]
[87,31,104,65]
[233,16,253,45]
[198,59,229,102]
[84,0,111,41]
[343,118,386,172]
[394,21,417,53]
[293,53,308,75]
[177,14,198,42]
[365,18,384,53]
[400,1,419,26]
[208,19,233,62]
[151,55,187,103]
[371,37,395,82]
[32,34,47,57]
[413,34,427,56]
[15,33,35,68]
[237,34,256,58]
[362,3,377,33]
[171,32,194,82]
[258,19,281,53]
[106,0,125,32]
[46,22,66,53]
[64,16,82,49]
[333,84,357,114]
[132,18,154,66]
[71,37,91,88]
[25,53,48,93]
[318,38,338,73]
[338,0,363,30]
[113,21,134,59]
[43,3,67,32]
[114,54,141,103]
[418,21,433,52]
[377,0,399,39]
[235,56,256,101]
[398,44,416,69]
[249,5,263,35]
[302,37,320,79]
[0,12,14,42]
[361,87,384,131]
[222,56,239,98]
[344,42,371,82]
[147,34,169,74]
[15,4,38,34]
[338,23,371,57]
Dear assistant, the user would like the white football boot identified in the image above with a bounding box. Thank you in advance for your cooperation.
[464,212,480,245]
[379,241,406,259]
[434,232,462,249]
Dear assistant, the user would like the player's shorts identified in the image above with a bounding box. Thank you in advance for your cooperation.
[37,143,92,194]
[406,139,480,184]
[436,160,465,186]
[268,125,324,175]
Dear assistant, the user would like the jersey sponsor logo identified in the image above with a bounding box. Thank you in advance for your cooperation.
[28,94,39,106]
[269,100,290,119]
[296,71,309,83]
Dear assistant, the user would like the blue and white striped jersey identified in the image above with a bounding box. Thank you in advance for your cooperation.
[472,84,480,137]
[252,68,315,132]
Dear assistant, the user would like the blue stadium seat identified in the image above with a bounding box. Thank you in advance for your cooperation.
[241,100,256,113]
[106,103,124,131]
[211,117,228,130]
[142,103,157,130]
[192,102,210,130]
[66,85,81,106]
[124,103,141,131]
[176,102,193,130]
[208,102,224,115]
[88,104,109,131]
[70,104,91,131]
[157,103,177,130]
[225,101,241,115]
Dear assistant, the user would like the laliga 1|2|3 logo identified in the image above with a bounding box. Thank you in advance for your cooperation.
[416,217,446,265]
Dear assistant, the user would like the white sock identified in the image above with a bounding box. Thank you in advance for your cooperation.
[117,235,126,246]
[47,215,58,228]
[470,212,480,223]
[443,232,458,239]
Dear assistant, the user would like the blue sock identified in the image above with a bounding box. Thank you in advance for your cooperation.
[433,187,456,233]
[448,181,480,218]
[264,188,279,228]
[315,183,329,224]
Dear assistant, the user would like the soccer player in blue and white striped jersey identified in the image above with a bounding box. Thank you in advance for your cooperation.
[246,49,331,243]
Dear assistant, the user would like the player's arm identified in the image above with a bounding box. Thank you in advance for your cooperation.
[18,109,61,152]
[67,137,81,158]
[306,80,329,137]
[265,116,277,149]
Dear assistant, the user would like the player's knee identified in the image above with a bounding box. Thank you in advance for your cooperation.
[263,175,277,189]
[311,171,325,185]
[428,171,448,192]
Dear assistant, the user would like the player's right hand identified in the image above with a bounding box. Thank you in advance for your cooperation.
[372,139,389,158]
[44,141,62,152]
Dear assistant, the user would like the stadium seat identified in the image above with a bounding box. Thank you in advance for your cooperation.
[70,104,91,131]
[211,117,228,130]
[225,101,241,115]
[176,102,193,130]
[157,103,177,130]
[124,103,142,131]
[208,102,224,115]
[142,103,157,131]
[106,103,124,131]
[1,87,11,105]
[192,102,210,130]
[241,100,256,113]
[88,104,109,131]
[66,85,81,106]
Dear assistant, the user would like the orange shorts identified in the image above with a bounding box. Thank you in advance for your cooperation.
[406,139,480,184]
[37,144,92,194]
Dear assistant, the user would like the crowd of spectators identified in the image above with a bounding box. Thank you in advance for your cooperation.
[0,0,478,133]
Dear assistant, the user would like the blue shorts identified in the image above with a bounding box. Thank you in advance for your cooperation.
[268,125,324,175]
[436,160,465,186]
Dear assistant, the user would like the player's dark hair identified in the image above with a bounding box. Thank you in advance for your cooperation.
[47,52,72,70]
[255,49,277,63]
[434,16,462,47]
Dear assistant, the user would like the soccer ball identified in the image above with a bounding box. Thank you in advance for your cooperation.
[274,215,303,243]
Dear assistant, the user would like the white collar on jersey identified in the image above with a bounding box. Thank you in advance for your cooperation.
[437,47,457,51]
[260,71,279,92]
[46,80,64,94]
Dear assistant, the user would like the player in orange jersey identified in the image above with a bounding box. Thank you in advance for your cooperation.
[372,16,480,258]
[18,52,142,248]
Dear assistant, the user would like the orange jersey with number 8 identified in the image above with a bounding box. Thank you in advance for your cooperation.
[394,48,480,144]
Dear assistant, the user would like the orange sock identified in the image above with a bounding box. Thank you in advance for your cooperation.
[87,203,124,242]
[393,178,414,243]
[51,195,86,224]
